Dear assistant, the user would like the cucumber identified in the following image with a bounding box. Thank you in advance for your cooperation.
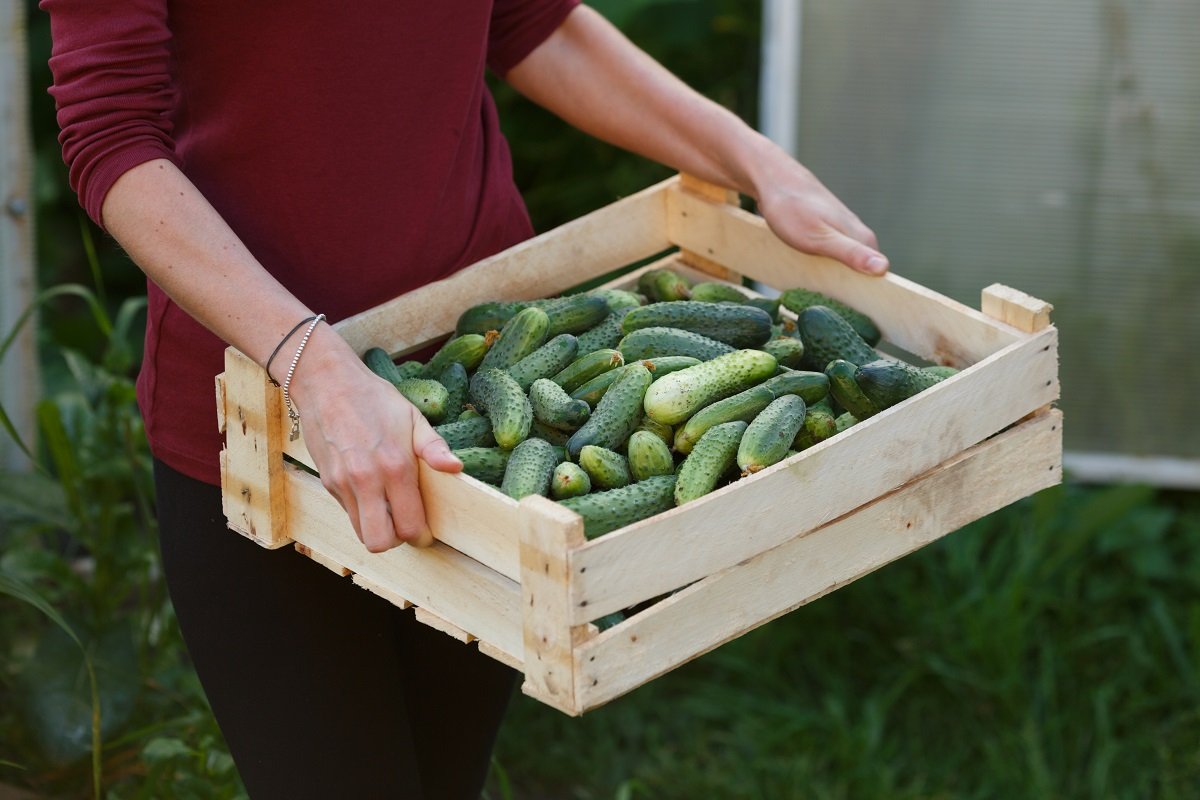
[529,420,571,447]
[744,297,782,321]
[780,287,881,346]
[797,305,879,371]
[477,306,551,372]
[689,281,749,304]
[551,349,625,394]
[587,288,644,312]
[423,333,490,376]
[395,378,450,423]
[834,412,859,433]
[468,368,532,449]
[762,337,806,369]
[543,294,610,337]
[622,301,773,349]
[453,447,511,485]
[558,475,678,538]
[550,462,591,499]
[507,334,579,391]
[643,349,778,426]
[737,394,808,474]
[436,362,469,419]
[826,359,880,420]
[793,406,838,450]
[760,370,830,404]
[363,347,403,385]
[675,421,748,505]
[571,356,701,407]
[566,364,653,460]
[500,437,561,500]
[637,268,691,302]
[575,307,634,355]
[672,383,775,454]
[635,416,674,448]
[395,361,425,380]
[627,430,675,481]
[855,358,947,410]
[529,378,591,431]
[924,365,961,380]
[618,327,735,362]
[578,445,632,490]
[433,411,494,449]
[454,300,529,336]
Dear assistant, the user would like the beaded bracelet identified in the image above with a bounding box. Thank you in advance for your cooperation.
[280,314,325,441]
[266,315,318,387]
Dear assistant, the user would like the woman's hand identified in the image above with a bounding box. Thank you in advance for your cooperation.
[288,326,462,553]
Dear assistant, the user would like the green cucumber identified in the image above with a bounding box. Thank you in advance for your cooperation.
[454,447,511,485]
[762,337,806,369]
[924,365,961,380]
[643,349,778,426]
[529,420,572,447]
[744,297,782,321]
[543,294,610,337]
[675,421,748,505]
[468,368,532,449]
[558,475,678,538]
[855,359,946,410]
[780,287,881,346]
[500,437,561,500]
[571,356,701,407]
[507,334,579,392]
[689,281,749,304]
[797,305,879,371]
[826,359,880,419]
[587,288,644,312]
[551,349,625,394]
[433,410,493,449]
[627,431,675,481]
[834,412,859,433]
[760,370,830,404]
[550,462,592,500]
[635,416,674,448]
[454,300,529,336]
[578,445,632,490]
[477,306,551,372]
[672,383,775,454]
[575,307,634,355]
[622,301,773,349]
[529,378,591,431]
[637,268,691,302]
[423,333,490,376]
[793,406,838,450]
[618,327,735,362]
[566,363,653,460]
[395,378,450,423]
[363,347,403,385]
[395,361,425,380]
[436,362,469,419]
[737,395,808,474]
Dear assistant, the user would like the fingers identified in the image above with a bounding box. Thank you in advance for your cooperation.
[410,412,463,473]
[822,229,890,277]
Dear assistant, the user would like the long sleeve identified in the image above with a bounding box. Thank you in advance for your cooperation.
[41,0,180,228]
[487,0,581,77]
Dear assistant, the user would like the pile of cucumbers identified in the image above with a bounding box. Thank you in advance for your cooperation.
[362,268,956,540]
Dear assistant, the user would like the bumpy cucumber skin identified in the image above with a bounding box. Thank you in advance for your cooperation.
[363,347,403,385]
[760,370,830,404]
[551,349,625,394]
[622,302,773,349]
[587,288,644,312]
[433,411,494,449]
[566,364,653,460]
[454,447,511,485]
[575,307,634,355]
[744,297,782,321]
[559,475,678,539]
[797,306,879,371]
[578,445,632,490]
[529,379,591,431]
[855,359,946,410]
[423,333,490,376]
[395,361,425,380]
[529,420,571,447]
[834,412,859,433]
[675,421,748,505]
[643,349,778,426]
[635,416,674,447]
[571,356,701,407]
[550,462,592,499]
[454,301,528,336]
[672,383,775,454]
[780,288,881,346]
[637,269,691,302]
[477,306,551,372]
[737,394,808,473]
[500,437,561,500]
[436,362,469,419]
[618,327,735,362]
[826,359,879,419]
[543,295,610,337]
[793,406,838,450]
[762,337,806,369]
[468,368,532,450]
[689,282,748,304]
[507,334,579,392]
[627,430,676,481]
[394,378,449,423]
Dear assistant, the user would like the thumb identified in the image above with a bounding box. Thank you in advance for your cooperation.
[411,412,463,473]
[825,231,890,276]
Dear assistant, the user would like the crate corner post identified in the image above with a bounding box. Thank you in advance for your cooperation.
[981,283,1054,333]
[671,173,743,283]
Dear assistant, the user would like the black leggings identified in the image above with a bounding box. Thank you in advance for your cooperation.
[153,459,517,799]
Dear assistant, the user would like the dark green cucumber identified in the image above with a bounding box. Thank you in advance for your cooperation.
[395,361,425,380]
[761,370,830,404]
[797,305,879,371]
[780,288,881,346]
[507,334,579,392]
[395,378,450,423]
[618,327,735,362]
[550,462,591,500]
[468,368,532,449]
[637,268,691,302]
[529,378,591,431]
[578,445,632,490]
[575,307,634,355]
[744,297,782,321]
[477,306,551,372]
[529,420,571,447]
[826,359,879,419]
[587,288,644,312]
[675,421,748,505]
[689,281,749,304]
[627,431,675,481]
[566,363,653,460]
[454,300,528,336]
[571,356,701,407]
[834,412,858,433]
[363,347,403,385]
[622,301,773,348]
[672,383,775,454]
[500,437,561,500]
[855,358,946,410]
[762,337,806,369]
[436,362,469,419]
[635,416,674,448]
[792,406,838,451]
[543,294,610,337]
[737,394,807,473]
[558,475,677,538]
[643,349,778,426]
[433,408,493,449]
[423,333,490,376]
[454,447,511,485]
[551,349,625,394]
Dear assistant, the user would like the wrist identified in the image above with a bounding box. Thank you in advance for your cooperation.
[284,323,361,409]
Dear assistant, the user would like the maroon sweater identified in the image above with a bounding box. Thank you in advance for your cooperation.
[44,0,579,485]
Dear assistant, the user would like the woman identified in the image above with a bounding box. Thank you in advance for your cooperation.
[44,2,888,796]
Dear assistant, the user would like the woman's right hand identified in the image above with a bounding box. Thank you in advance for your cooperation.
[285,324,463,553]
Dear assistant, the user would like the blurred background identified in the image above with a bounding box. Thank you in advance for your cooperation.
[1,0,1197,797]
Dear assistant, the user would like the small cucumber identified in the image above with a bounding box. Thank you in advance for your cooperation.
[643,349,778,426]
[550,462,591,499]
[762,337,806,369]
[635,416,674,448]
[529,378,591,431]
[618,327,735,362]
[423,333,490,376]
[454,447,511,485]
[436,362,469,419]
[571,356,701,407]
[468,368,532,449]
[500,437,561,500]
[672,383,775,454]
[558,475,678,538]
[543,294,611,337]
[689,281,749,304]
[834,412,859,433]
[760,370,830,404]
[622,301,773,349]
[578,445,632,490]
[744,297,782,321]
[529,420,572,447]
[587,288,644,312]
[780,287,881,346]
[637,268,691,302]
[575,307,634,355]
[477,306,551,372]
[855,359,946,410]
[737,394,808,474]
[454,300,528,336]
[566,364,653,460]
[507,334,579,392]
[627,431,675,481]
[395,378,450,423]
[551,349,625,394]
[792,406,838,451]
[363,347,403,385]
[433,412,494,449]
[826,359,880,419]
[797,305,879,371]
[675,421,748,505]
[395,361,425,380]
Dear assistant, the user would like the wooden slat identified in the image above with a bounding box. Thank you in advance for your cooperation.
[220,349,291,548]
[676,174,743,282]
[665,186,1020,366]
[293,542,352,576]
[351,573,412,609]
[574,409,1064,711]
[479,640,524,671]
[214,374,227,435]
[284,464,523,664]
[568,325,1059,623]
[332,178,675,357]
[982,283,1054,333]
[518,496,589,716]
[414,607,477,644]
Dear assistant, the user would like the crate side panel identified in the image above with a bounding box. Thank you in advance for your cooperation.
[574,410,1063,711]
[569,326,1059,623]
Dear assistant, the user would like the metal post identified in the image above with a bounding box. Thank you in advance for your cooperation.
[759,0,803,156]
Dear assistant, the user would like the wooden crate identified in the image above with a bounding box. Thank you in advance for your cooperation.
[217,174,1061,716]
